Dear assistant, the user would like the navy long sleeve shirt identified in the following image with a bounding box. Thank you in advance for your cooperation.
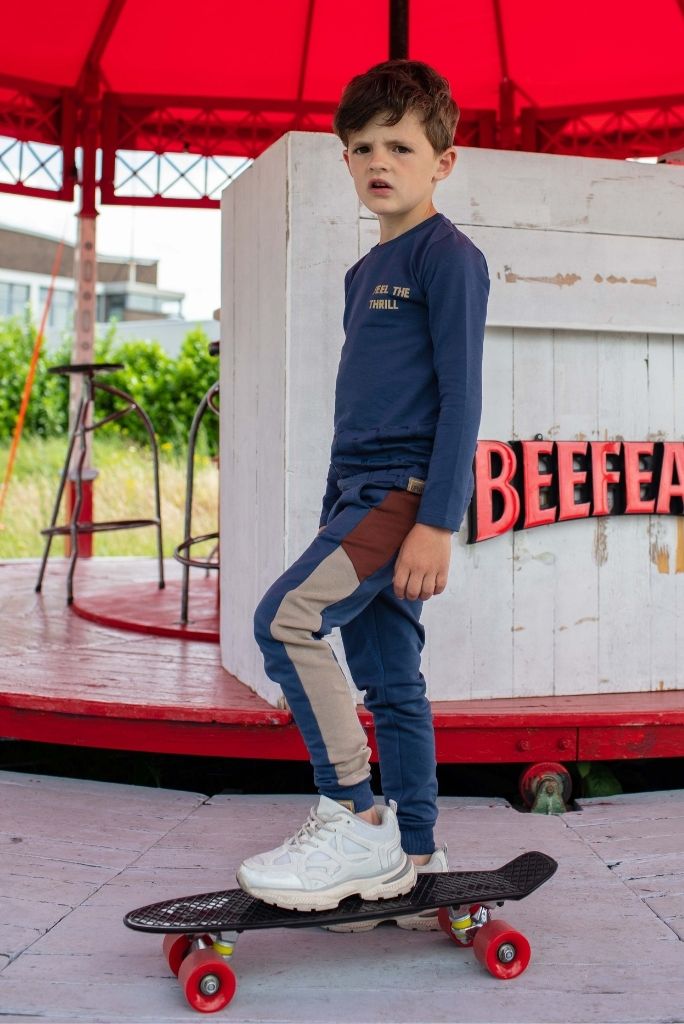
[319,211,490,533]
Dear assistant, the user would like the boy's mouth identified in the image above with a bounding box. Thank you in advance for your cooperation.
[369,178,393,191]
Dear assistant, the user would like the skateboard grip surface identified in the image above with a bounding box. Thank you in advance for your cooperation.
[124,851,557,933]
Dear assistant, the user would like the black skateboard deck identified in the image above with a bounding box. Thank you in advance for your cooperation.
[124,851,557,1012]
[125,850,556,933]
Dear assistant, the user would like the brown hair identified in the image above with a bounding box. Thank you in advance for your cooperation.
[332,59,460,155]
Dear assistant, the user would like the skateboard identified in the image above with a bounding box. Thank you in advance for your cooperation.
[124,849,557,1013]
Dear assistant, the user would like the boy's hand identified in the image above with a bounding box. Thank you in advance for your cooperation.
[393,523,452,600]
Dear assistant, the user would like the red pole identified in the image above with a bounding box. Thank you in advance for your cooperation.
[66,76,100,558]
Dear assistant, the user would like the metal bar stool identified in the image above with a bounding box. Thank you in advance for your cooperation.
[173,340,220,625]
[35,362,165,604]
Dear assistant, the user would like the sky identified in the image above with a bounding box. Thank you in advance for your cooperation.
[0,189,224,321]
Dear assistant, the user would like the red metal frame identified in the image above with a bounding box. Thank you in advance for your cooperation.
[520,93,684,159]
[6,70,680,210]
[0,81,76,200]
[98,96,495,207]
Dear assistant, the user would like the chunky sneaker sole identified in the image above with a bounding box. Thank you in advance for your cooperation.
[239,854,416,912]
[322,843,449,931]
[236,795,418,913]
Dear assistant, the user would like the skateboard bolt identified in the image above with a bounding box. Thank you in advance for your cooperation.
[497,942,516,964]
[199,974,221,996]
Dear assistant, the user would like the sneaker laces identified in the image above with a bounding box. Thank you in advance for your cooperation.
[283,806,345,852]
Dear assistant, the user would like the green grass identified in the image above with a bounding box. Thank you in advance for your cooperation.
[0,434,219,559]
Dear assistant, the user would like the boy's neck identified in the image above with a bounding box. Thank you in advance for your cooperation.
[377,202,439,245]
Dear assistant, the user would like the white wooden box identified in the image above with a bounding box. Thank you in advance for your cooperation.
[220,131,684,706]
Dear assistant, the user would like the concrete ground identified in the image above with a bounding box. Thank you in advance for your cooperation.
[1,770,683,1023]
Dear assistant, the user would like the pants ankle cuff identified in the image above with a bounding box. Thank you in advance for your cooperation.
[400,828,436,855]
[321,779,375,814]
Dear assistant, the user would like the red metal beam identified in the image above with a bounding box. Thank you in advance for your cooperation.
[108,92,339,114]
[75,0,129,97]
[295,0,316,119]
[525,90,684,118]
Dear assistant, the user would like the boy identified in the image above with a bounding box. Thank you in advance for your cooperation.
[237,59,490,929]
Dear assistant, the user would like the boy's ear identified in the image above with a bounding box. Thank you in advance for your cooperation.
[342,149,351,173]
[434,146,457,182]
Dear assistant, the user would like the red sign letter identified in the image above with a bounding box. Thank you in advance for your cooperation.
[656,442,684,514]
[623,442,655,514]
[591,441,621,516]
[556,441,591,521]
[522,440,556,529]
[470,440,520,542]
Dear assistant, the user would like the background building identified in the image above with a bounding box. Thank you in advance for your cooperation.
[0,223,218,354]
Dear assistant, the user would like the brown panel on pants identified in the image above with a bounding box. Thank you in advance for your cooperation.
[341,488,422,582]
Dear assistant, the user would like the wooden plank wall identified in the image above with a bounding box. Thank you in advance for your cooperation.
[220,136,291,706]
[220,132,684,705]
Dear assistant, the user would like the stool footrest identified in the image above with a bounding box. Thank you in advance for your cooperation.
[173,532,220,570]
[41,518,160,537]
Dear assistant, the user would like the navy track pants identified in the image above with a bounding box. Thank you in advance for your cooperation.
[253,472,438,855]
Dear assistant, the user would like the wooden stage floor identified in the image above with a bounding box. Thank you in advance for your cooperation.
[2,557,684,765]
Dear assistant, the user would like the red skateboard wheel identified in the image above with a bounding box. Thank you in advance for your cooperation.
[178,947,237,1013]
[473,919,531,979]
[163,933,192,976]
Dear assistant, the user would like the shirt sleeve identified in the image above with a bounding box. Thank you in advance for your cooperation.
[414,243,490,533]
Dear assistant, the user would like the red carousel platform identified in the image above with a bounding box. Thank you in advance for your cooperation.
[2,558,684,768]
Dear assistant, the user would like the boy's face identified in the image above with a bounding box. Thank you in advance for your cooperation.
[342,109,457,229]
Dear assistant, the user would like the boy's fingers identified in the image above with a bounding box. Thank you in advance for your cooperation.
[396,568,446,601]
[434,571,448,595]
[393,565,409,599]
[396,570,429,601]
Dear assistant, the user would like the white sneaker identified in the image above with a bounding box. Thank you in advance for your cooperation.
[236,795,416,912]
[323,842,450,932]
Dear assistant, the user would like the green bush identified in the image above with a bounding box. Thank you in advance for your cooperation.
[0,319,219,456]
[0,316,71,438]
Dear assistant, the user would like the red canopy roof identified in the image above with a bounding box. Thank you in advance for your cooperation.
[1,0,682,206]
[3,0,684,111]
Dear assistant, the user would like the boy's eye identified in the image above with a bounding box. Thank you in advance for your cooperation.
[352,144,411,153]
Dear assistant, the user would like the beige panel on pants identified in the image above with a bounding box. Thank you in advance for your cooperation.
[270,544,373,788]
